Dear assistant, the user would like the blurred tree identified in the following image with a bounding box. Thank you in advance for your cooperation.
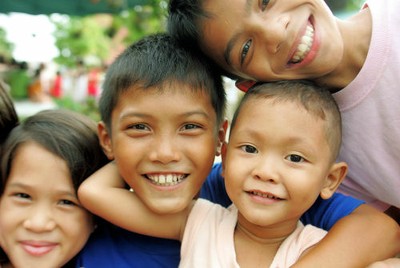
[111,0,167,43]
[52,0,167,68]
[51,0,168,120]
[53,15,111,67]
[0,27,14,61]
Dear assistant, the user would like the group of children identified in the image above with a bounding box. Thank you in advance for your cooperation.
[168,0,400,218]
[0,0,399,266]
[79,72,350,267]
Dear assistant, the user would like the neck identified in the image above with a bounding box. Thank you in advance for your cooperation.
[315,7,372,92]
[234,220,298,268]
[234,212,300,258]
[235,219,296,244]
[236,222,284,243]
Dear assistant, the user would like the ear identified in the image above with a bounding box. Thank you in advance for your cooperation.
[98,121,115,160]
[220,141,228,179]
[320,162,348,199]
[216,119,228,156]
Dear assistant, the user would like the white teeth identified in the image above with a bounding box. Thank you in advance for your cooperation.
[291,24,314,63]
[252,191,279,200]
[159,175,166,184]
[147,174,184,186]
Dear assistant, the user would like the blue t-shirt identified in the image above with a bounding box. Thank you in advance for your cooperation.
[76,162,363,267]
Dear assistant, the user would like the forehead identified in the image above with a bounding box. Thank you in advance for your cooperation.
[233,98,331,161]
[112,83,216,120]
[236,97,328,141]
[201,0,247,71]
[120,82,212,104]
[6,142,74,192]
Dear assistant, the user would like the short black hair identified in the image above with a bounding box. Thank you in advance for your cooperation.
[99,33,226,131]
[167,1,237,80]
[167,0,205,50]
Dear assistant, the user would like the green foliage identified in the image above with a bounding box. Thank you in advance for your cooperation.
[52,15,111,67]
[49,0,168,121]
[54,96,100,122]
[0,27,14,60]
[112,0,168,44]
[51,0,167,68]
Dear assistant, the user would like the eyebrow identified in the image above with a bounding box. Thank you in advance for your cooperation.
[119,111,147,121]
[8,182,76,197]
[223,0,254,66]
[7,182,30,190]
[120,110,212,121]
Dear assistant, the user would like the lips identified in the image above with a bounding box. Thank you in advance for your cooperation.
[21,241,58,256]
[289,22,315,64]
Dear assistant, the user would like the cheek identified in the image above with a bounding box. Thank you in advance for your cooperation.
[114,153,139,182]
[0,201,19,241]
[224,162,244,197]
[75,210,94,239]
[0,205,25,260]
[61,210,93,257]
[0,219,11,251]
[189,137,219,172]
[288,175,324,204]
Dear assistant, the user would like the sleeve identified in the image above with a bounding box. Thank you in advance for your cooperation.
[300,193,365,231]
[199,162,232,208]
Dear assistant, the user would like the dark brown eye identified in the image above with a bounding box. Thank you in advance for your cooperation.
[241,144,258,154]
[286,154,304,163]
[261,0,270,11]
[241,40,252,64]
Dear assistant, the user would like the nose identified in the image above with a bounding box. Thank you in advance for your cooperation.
[251,155,281,183]
[252,12,289,54]
[148,134,181,164]
[23,204,56,232]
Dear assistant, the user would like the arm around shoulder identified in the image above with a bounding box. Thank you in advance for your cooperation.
[292,204,400,268]
[78,161,126,217]
[78,161,190,240]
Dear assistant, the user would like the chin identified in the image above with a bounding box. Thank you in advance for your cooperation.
[148,199,188,215]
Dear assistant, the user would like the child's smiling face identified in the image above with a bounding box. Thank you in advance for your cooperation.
[199,0,343,82]
[0,142,94,268]
[101,83,222,215]
[222,96,337,229]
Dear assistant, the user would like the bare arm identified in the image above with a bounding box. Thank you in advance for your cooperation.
[78,162,188,240]
[292,204,400,268]
[366,258,400,268]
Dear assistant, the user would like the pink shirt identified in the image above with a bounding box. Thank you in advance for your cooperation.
[180,199,327,267]
[333,0,400,210]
